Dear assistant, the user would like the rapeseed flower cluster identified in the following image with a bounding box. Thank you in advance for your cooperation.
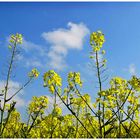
[43,70,62,94]
[68,72,82,88]
[28,68,40,78]
[28,96,48,113]
[129,76,140,91]
[90,31,105,51]
[9,33,23,44]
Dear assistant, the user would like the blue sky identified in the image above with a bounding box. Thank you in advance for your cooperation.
[0,2,140,119]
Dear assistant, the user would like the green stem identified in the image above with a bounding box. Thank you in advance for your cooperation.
[54,86,94,138]
[103,87,133,128]
[0,42,16,136]
[74,84,98,117]
[95,51,104,138]
[26,106,43,137]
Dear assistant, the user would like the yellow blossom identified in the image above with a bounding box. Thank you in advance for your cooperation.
[28,68,39,78]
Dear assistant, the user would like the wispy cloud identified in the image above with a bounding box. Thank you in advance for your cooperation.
[42,22,90,71]
[24,58,44,68]
[129,64,136,75]
[19,38,48,69]
[21,38,47,57]
[6,22,89,72]
[0,80,25,108]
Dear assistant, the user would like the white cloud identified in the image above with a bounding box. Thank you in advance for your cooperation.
[19,38,48,69]
[6,22,89,71]
[16,54,23,61]
[21,38,47,57]
[129,64,136,75]
[24,58,44,68]
[0,81,25,108]
[42,22,90,71]
[47,51,66,70]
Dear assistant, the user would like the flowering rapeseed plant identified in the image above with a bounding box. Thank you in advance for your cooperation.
[43,70,62,94]
[9,33,23,44]
[28,68,40,78]
[1,31,140,138]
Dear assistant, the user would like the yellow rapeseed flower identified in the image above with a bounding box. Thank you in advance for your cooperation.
[28,68,40,78]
